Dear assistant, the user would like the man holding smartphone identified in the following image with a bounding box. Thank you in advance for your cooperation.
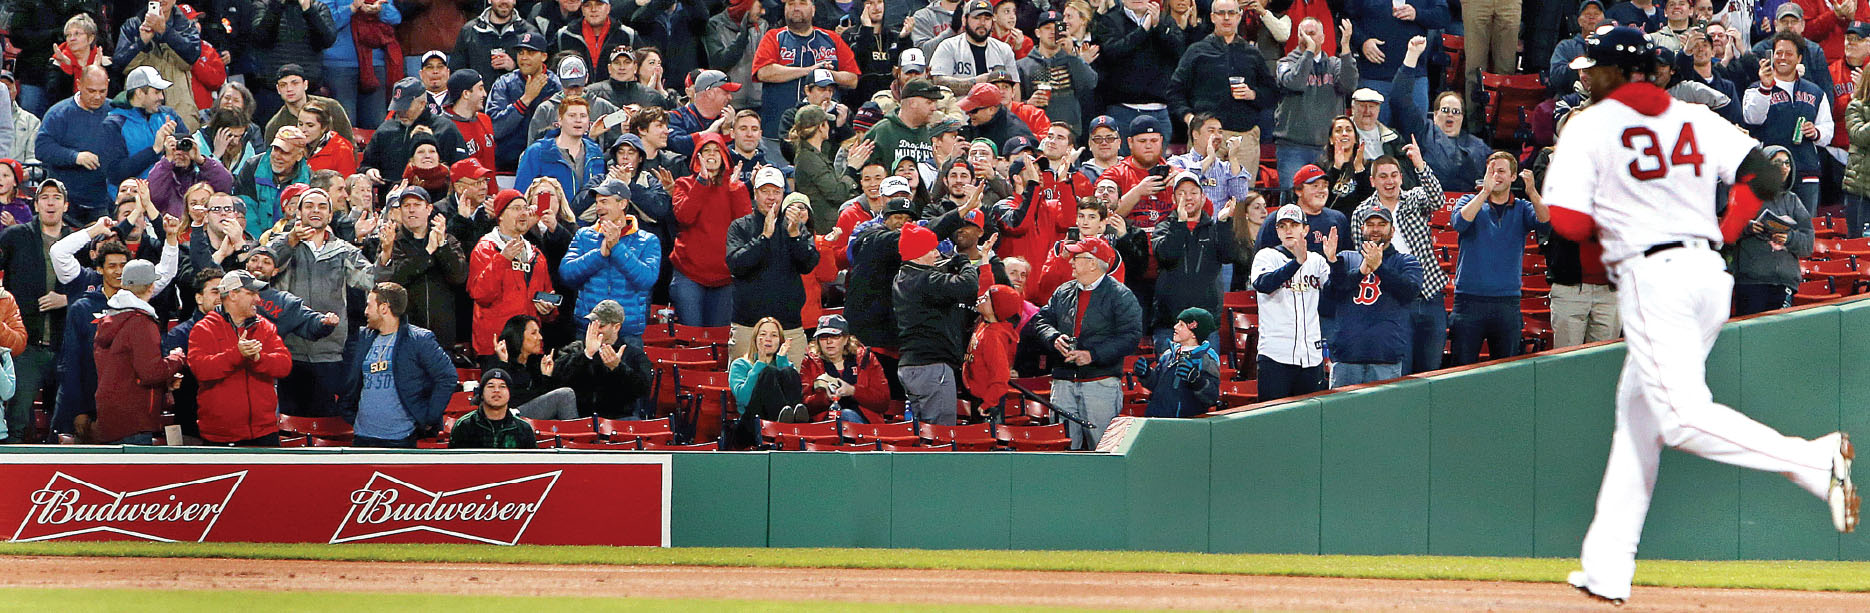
[266,187,379,417]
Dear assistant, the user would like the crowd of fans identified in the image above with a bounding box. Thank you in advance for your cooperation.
[0,0,1854,450]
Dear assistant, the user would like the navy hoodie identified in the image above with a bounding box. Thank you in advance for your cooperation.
[1326,246,1423,365]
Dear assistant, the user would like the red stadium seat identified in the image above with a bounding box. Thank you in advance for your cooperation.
[1220,379,1257,408]
[1522,296,1551,321]
[306,435,349,447]
[1522,274,1551,296]
[1794,279,1842,306]
[598,417,674,446]
[523,418,599,442]
[415,437,450,449]
[444,392,474,418]
[560,440,638,450]
[881,441,957,452]
[803,440,881,452]
[842,421,919,445]
[995,423,1071,451]
[918,423,995,451]
[278,415,353,440]
[761,419,841,449]
[278,434,307,448]
[1479,72,1545,146]
[643,439,720,450]
[456,367,480,383]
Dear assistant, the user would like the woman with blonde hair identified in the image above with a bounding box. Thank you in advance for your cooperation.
[727,317,808,445]
[798,315,891,423]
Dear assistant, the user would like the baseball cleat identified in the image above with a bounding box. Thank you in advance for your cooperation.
[1831,432,1858,533]
[1568,571,1626,606]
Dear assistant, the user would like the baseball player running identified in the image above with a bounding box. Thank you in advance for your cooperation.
[1543,26,1858,605]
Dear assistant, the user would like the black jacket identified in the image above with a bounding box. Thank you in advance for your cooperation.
[960,107,1037,153]
[846,223,902,351]
[724,210,821,329]
[452,8,542,83]
[0,223,74,346]
[1150,213,1238,329]
[1032,273,1145,381]
[841,22,914,106]
[251,0,338,88]
[361,228,470,349]
[893,255,979,368]
[358,109,469,176]
[625,0,710,91]
[1167,33,1278,132]
[1092,8,1189,107]
[554,19,639,70]
[550,335,654,419]
[448,408,538,448]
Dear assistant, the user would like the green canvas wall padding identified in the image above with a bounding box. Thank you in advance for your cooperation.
[1837,301,1870,561]
[1009,454,1128,551]
[1639,319,1743,560]
[1319,380,1431,555]
[1428,365,1536,557]
[1532,344,1621,558]
[1124,418,1212,552]
[672,452,771,547]
[768,451,894,548]
[890,453,1013,549]
[1735,312,1844,559]
[1208,400,1323,554]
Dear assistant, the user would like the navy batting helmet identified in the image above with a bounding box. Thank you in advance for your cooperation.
[1569,25,1657,74]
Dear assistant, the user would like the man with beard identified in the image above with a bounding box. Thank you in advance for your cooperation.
[862,79,940,182]
[451,0,542,82]
[1077,116,1124,183]
[753,0,859,140]
[929,0,1021,92]
[341,282,455,448]
[266,188,379,417]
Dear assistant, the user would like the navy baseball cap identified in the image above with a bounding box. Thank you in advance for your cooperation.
[1850,23,1870,39]
[513,32,547,52]
[1088,115,1118,135]
[1129,115,1163,137]
[1003,135,1035,156]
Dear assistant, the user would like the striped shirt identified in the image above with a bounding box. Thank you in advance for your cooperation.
[1352,165,1446,300]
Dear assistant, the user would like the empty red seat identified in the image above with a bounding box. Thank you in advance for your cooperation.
[443,392,474,418]
[560,439,638,450]
[881,441,957,452]
[802,441,880,452]
[598,416,673,445]
[643,439,720,450]
[841,421,919,445]
[761,419,841,449]
[918,423,995,451]
[523,418,599,442]
[995,423,1071,451]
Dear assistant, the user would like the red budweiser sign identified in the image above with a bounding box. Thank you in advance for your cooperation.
[0,453,669,546]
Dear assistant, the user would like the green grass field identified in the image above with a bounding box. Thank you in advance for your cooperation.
[0,589,1124,613]
[4,541,1870,593]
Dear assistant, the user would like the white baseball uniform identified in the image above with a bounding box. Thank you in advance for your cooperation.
[1544,89,1844,601]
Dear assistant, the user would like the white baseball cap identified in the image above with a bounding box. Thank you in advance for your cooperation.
[879,176,913,197]
[753,166,786,190]
[899,49,927,73]
[1350,88,1384,103]
[126,66,173,91]
[1274,204,1306,225]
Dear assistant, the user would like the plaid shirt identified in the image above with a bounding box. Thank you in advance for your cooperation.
[1352,165,1446,299]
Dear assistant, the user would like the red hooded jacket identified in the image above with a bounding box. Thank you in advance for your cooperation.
[187,309,293,443]
[93,299,187,443]
[670,133,752,287]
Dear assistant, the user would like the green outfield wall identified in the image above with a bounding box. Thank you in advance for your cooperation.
[6,298,1866,559]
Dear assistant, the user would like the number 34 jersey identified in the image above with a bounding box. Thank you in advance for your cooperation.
[1544,94,1758,265]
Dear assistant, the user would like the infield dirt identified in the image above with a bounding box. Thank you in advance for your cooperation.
[5,555,1869,611]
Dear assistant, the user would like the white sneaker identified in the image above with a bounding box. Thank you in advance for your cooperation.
[1830,432,1859,533]
[1568,571,1625,605]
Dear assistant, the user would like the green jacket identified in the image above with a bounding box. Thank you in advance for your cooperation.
[447,409,538,449]
[862,113,934,179]
[1846,99,1870,198]
[792,140,857,232]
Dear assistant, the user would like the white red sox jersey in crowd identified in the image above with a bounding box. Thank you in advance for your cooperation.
[1543,81,1855,604]
[1250,247,1330,368]
[1543,92,1755,264]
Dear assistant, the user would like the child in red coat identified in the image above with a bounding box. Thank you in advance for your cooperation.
[964,284,1024,418]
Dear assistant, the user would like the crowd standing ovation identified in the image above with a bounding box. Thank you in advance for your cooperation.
[0,0,1848,449]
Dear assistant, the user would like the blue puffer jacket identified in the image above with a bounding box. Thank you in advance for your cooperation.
[559,222,662,337]
[106,101,190,187]
[513,133,605,199]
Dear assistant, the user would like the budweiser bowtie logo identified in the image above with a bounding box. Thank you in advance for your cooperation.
[11,471,246,543]
[331,471,561,545]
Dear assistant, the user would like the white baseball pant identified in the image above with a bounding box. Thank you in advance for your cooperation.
[1574,247,1839,601]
